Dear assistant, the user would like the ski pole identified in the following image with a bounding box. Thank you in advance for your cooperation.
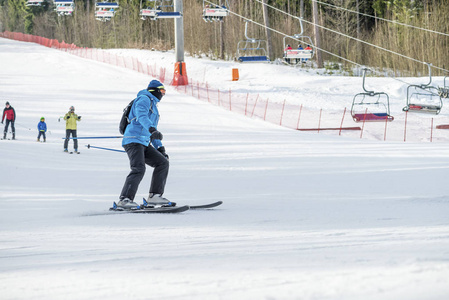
[15,123,31,130]
[62,136,145,140]
[86,144,125,153]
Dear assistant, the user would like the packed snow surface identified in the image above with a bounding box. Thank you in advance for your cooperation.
[0,37,449,300]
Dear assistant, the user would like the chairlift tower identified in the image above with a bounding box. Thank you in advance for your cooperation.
[139,0,187,85]
[172,0,188,85]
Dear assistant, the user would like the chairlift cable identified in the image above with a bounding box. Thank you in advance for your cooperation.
[205,0,425,87]
[311,0,449,38]
[205,0,446,92]
[253,0,449,75]
[203,0,363,68]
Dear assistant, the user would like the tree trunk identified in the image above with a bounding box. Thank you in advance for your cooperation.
[262,0,273,60]
[312,0,323,68]
[220,0,225,59]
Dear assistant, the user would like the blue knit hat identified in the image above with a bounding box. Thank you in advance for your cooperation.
[147,80,165,90]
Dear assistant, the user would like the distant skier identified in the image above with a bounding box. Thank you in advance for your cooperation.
[2,101,16,140]
[63,106,81,153]
[37,117,47,142]
[118,80,170,208]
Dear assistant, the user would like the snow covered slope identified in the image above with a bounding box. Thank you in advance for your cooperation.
[0,37,449,300]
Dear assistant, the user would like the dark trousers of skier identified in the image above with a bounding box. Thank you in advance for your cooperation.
[37,131,46,142]
[3,119,15,139]
[120,143,169,201]
[64,129,78,150]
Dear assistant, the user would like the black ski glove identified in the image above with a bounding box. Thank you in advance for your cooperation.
[66,116,70,119]
[158,146,169,159]
[78,116,81,120]
[149,127,163,141]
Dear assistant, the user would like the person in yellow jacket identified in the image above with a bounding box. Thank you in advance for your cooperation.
[63,106,81,153]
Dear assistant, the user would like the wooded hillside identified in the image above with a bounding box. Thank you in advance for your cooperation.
[1,0,448,76]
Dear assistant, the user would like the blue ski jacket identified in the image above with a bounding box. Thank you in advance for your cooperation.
[122,89,163,149]
[38,121,47,132]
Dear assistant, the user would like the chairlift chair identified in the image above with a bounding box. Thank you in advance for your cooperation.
[54,0,74,16]
[237,21,270,63]
[403,63,443,115]
[351,68,394,122]
[283,18,314,65]
[140,0,181,20]
[26,0,46,6]
[202,0,229,22]
[438,76,449,99]
[95,0,119,22]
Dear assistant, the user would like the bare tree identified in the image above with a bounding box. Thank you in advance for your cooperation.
[312,0,323,68]
[261,0,273,60]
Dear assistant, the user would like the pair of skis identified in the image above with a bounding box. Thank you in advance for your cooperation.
[109,199,223,214]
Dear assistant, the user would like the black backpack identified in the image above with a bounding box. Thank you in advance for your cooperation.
[119,99,136,135]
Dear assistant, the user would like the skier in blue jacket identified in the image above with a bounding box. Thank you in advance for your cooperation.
[118,80,171,208]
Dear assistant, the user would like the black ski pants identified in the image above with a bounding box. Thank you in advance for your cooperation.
[37,131,46,141]
[64,129,78,150]
[120,143,169,200]
[3,119,15,136]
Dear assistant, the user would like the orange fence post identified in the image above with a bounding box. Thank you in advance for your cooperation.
[229,88,232,111]
[360,108,368,139]
[280,100,286,126]
[296,104,303,130]
[404,111,408,142]
[318,109,322,133]
[431,118,433,142]
[251,94,259,117]
[264,98,269,121]
[339,107,346,136]
[245,93,249,116]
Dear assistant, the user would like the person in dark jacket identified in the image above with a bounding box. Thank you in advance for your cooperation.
[2,101,16,140]
[118,80,170,208]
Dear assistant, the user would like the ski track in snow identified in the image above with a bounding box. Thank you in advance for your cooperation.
[0,37,449,300]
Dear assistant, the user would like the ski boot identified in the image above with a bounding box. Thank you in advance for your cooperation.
[146,193,176,207]
[117,198,139,209]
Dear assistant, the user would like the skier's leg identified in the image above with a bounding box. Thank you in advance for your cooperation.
[144,146,169,195]
[4,120,10,138]
[64,129,70,149]
[120,143,146,200]
[72,130,78,150]
[11,121,15,139]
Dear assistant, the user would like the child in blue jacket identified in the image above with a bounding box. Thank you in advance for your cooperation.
[37,117,47,142]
